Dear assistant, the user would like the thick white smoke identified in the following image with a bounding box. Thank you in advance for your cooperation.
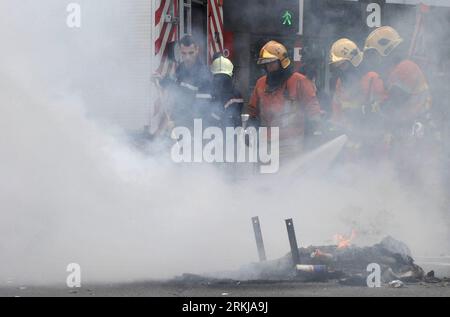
[0,0,448,286]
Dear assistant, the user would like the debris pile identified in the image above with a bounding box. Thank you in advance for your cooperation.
[237,237,437,286]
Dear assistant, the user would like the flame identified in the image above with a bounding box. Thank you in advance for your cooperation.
[334,229,356,249]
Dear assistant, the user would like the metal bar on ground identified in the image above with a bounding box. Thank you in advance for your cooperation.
[252,216,267,262]
[285,218,301,266]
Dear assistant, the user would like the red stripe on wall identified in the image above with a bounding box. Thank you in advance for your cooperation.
[155,0,167,26]
[213,0,224,36]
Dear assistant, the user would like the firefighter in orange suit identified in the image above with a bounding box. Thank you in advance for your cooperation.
[364,26,433,135]
[248,40,322,158]
[329,39,386,126]
[329,38,388,159]
[364,26,440,182]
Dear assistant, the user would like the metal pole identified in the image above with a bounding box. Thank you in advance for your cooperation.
[285,218,301,266]
[179,0,185,38]
[252,217,267,262]
[298,0,304,35]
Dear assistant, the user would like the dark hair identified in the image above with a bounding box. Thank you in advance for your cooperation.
[179,35,197,47]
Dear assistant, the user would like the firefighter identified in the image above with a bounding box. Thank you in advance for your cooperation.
[364,26,433,136]
[248,40,322,159]
[160,35,213,130]
[209,55,244,128]
[175,35,211,94]
[329,38,387,160]
[329,38,364,126]
[364,26,439,182]
[358,46,390,158]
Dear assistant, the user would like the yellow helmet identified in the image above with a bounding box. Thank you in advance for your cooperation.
[329,38,363,67]
[364,26,403,57]
[210,56,234,77]
[257,40,291,69]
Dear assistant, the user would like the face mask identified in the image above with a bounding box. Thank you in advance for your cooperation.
[213,74,233,98]
[266,63,292,91]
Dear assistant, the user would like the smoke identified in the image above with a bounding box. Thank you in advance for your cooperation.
[0,0,449,287]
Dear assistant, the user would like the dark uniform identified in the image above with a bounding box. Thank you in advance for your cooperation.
[208,74,243,129]
[163,58,212,129]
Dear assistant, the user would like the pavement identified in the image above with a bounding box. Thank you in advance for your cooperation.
[1,279,450,297]
[2,258,449,297]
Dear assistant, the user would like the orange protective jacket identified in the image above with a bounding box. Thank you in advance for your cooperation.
[387,59,431,118]
[248,72,321,141]
[332,71,386,124]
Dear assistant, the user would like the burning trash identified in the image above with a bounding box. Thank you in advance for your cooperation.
[237,236,428,286]
[211,217,449,287]
[212,217,441,287]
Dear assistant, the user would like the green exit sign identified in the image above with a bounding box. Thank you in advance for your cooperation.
[281,10,293,27]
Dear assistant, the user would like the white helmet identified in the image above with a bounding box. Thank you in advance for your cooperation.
[210,56,234,77]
